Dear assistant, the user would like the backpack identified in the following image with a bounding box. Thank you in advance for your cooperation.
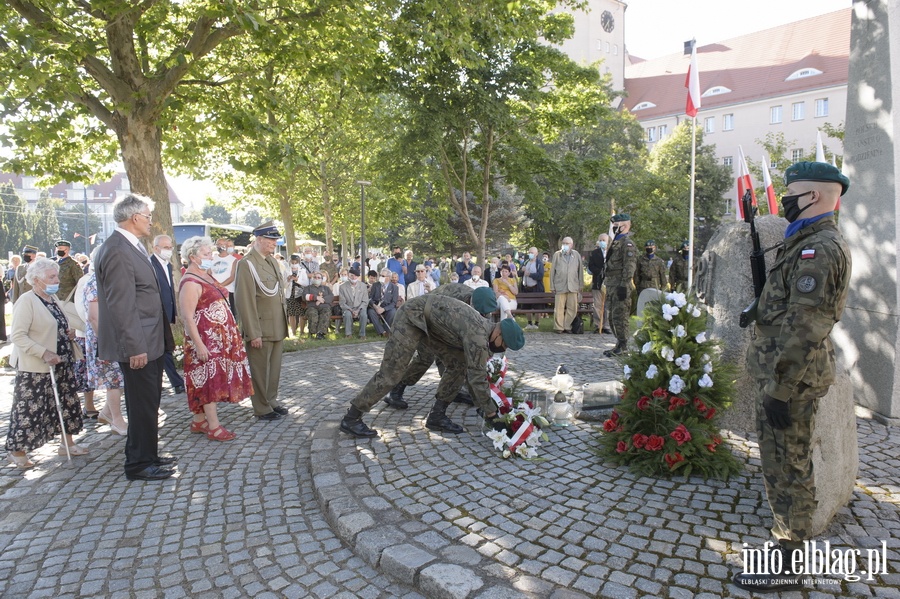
[570,315,584,335]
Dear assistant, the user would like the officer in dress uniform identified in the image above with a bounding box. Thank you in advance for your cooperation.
[340,293,525,438]
[633,239,667,297]
[12,245,38,303]
[235,222,289,421]
[54,240,85,300]
[603,214,638,357]
[733,162,851,593]
[668,241,691,292]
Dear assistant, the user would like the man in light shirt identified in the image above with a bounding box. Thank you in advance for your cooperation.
[406,265,434,298]
[210,237,238,314]
[463,265,488,289]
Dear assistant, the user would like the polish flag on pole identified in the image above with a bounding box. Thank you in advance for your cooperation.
[736,146,757,220]
[816,130,826,162]
[761,155,779,215]
[685,42,701,117]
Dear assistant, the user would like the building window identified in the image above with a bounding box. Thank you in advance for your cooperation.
[658,124,667,139]
[792,149,803,161]
[770,106,783,124]
[723,156,734,172]
[612,44,618,55]
[704,117,715,133]
[786,67,823,81]
[632,101,656,111]
[770,158,778,169]
[815,98,829,117]
[647,127,656,142]
[723,114,734,131]
[792,102,805,121]
[702,86,732,97]
[605,42,610,53]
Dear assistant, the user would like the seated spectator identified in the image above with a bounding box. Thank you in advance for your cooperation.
[340,268,368,338]
[406,264,435,298]
[367,269,397,337]
[425,260,441,287]
[493,264,519,319]
[450,272,460,284]
[303,272,333,339]
[485,257,500,287]
[390,271,406,305]
[286,255,306,337]
[463,265,488,289]
[456,251,476,283]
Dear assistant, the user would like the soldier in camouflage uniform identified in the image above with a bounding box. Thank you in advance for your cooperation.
[383,285,499,421]
[603,213,638,357]
[340,293,525,438]
[633,239,667,296]
[13,246,38,303]
[733,162,851,593]
[668,240,691,291]
[54,240,85,300]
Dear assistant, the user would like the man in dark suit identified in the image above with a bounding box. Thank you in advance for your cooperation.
[367,268,399,337]
[151,234,186,394]
[95,194,177,481]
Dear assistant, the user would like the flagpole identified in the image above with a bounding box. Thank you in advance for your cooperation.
[688,116,697,292]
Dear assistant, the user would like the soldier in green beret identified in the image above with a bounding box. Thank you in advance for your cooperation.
[54,240,85,300]
[668,241,691,292]
[340,293,524,438]
[633,239,667,297]
[733,162,852,593]
[603,213,638,357]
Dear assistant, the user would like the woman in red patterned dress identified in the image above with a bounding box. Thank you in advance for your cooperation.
[178,236,253,441]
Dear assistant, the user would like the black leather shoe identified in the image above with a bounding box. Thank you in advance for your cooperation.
[340,417,379,437]
[126,465,175,481]
[257,411,283,421]
[383,395,408,409]
[425,414,465,434]
[601,328,612,334]
[272,406,288,416]
[453,391,474,405]
[155,456,178,466]
[173,386,186,394]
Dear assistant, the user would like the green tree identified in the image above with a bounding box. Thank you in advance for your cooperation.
[237,209,264,228]
[30,193,61,253]
[0,183,30,255]
[201,203,231,225]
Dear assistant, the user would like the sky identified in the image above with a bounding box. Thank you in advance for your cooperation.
[624,0,852,60]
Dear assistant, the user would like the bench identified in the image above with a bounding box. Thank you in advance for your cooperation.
[510,291,595,316]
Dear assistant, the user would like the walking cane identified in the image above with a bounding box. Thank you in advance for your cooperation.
[379,311,392,333]
[49,366,71,462]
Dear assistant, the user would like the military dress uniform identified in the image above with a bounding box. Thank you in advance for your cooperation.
[604,226,638,353]
[633,252,667,296]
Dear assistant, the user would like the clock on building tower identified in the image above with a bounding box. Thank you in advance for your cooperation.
[601,10,615,33]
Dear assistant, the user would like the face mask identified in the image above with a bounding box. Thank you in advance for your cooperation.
[646,248,654,256]
[488,338,505,354]
[528,253,534,260]
[542,257,549,263]
[349,276,358,284]
[304,253,312,260]
[313,279,322,286]
[781,191,814,223]
[199,258,215,270]
[45,283,60,295]
[57,249,68,257]
[291,264,300,272]
[23,254,33,263]
[599,241,607,250]
[159,249,173,261]
[472,275,480,281]
[341,275,348,282]
[217,246,226,253]
[451,278,459,283]
[612,226,621,236]
[394,253,402,259]
[561,244,570,253]
[381,277,388,283]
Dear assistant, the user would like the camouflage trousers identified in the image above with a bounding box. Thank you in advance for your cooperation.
[350,308,492,414]
[606,283,632,345]
[755,379,827,546]
[305,304,332,336]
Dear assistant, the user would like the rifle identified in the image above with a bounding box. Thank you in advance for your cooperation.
[739,189,766,328]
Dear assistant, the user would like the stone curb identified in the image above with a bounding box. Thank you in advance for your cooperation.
[310,418,587,599]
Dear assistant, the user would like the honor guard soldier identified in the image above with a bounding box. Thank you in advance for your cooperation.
[603,213,637,357]
[633,239,667,296]
[733,162,851,593]
[54,240,85,300]
[668,240,691,291]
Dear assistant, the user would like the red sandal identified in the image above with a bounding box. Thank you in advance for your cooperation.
[207,426,236,441]
[190,420,209,434]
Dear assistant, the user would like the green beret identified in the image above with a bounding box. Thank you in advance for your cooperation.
[784,161,850,196]
[55,240,72,247]
[681,240,690,249]
[499,318,525,351]
[645,239,656,247]
[610,213,631,223]
[471,287,498,316]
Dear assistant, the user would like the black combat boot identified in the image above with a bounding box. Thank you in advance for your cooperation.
[383,384,409,409]
[603,341,627,358]
[453,388,474,405]
[340,406,379,437]
[731,543,803,593]
[425,401,464,434]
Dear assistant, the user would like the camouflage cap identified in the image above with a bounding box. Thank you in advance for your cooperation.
[784,161,850,196]
[610,213,631,223]
[471,287,498,315]
[645,239,656,247]
[499,318,525,351]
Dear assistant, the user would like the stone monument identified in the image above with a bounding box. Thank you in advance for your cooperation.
[835,0,900,425]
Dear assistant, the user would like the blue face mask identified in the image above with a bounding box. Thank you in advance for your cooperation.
[599,241,607,250]
[45,283,60,295]
[200,258,215,271]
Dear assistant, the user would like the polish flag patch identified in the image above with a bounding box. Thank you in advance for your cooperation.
[801,249,816,260]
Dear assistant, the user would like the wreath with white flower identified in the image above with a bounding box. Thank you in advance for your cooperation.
[485,356,550,459]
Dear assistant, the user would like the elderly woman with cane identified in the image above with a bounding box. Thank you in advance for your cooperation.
[6,257,86,469]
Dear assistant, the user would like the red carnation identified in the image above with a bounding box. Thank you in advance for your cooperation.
[499,405,511,415]
[652,387,667,399]
[706,443,717,452]
[645,435,664,451]
[664,452,685,468]
[615,441,628,453]
[610,411,620,422]
[526,400,535,409]
[670,424,692,446]
[632,434,648,449]
[668,396,687,412]
[510,414,525,432]
[636,396,651,411]
[705,408,716,420]
[603,419,618,433]
[693,397,708,413]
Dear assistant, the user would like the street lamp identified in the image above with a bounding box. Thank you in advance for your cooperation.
[356,180,371,277]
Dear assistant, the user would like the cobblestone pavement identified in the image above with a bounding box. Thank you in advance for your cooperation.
[1,333,899,598]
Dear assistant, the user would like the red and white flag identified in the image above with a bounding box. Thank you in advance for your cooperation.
[761,155,778,215]
[735,146,757,220]
[816,130,826,162]
[685,42,701,118]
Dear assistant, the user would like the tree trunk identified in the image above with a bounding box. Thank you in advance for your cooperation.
[114,116,172,244]
[277,188,296,256]
[320,160,334,255]
[340,224,348,265]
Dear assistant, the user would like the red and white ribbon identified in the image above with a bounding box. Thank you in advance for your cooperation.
[509,420,535,451]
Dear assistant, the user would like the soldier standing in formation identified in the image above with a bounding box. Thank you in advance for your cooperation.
[340,293,525,438]
[54,240,85,300]
[668,240,691,292]
[12,245,37,303]
[633,239,667,297]
[733,162,852,593]
[603,214,637,357]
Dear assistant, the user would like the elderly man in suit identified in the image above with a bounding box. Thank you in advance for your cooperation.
[95,194,177,481]
[235,222,289,421]
[151,234,185,394]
